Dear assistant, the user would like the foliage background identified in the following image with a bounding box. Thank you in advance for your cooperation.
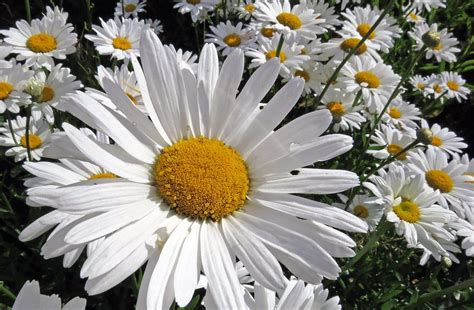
[0,0,473,309]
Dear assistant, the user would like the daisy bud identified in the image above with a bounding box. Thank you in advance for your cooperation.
[442,256,452,269]
[416,128,433,145]
[24,77,44,98]
[422,30,441,49]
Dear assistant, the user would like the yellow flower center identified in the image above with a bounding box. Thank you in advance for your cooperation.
[154,137,249,221]
[409,12,418,20]
[357,23,376,39]
[261,27,275,38]
[124,3,137,12]
[447,81,459,91]
[0,82,14,100]
[266,50,286,62]
[26,33,57,53]
[340,38,368,55]
[112,37,132,50]
[89,172,118,179]
[426,169,454,193]
[223,33,241,47]
[387,144,407,160]
[244,4,255,13]
[20,134,42,150]
[431,136,443,147]
[353,205,369,219]
[294,69,310,81]
[187,0,201,4]
[388,107,401,119]
[38,86,55,103]
[432,42,443,51]
[433,84,443,93]
[416,82,425,90]
[126,92,138,105]
[393,200,420,223]
[355,71,380,88]
[327,101,345,117]
[276,12,302,30]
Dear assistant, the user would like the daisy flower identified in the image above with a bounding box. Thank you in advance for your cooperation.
[85,17,146,60]
[299,38,323,61]
[173,0,218,23]
[168,45,198,73]
[424,73,447,98]
[282,60,321,95]
[409,23,460,63]
[382,98,421,131]
[409,74,428,93]
[340,56,401,113]
[43,5,69,25]
[405,8,426,24]
[115,0,147,17]
[439,71,470,103]
[339,5,402,53]
[206,21,257,56]
[449,214,474,257]
[367,125,417,161]
[0,63,33,113]
[418,238,461,266]
[407,148,474,217]
[13,280,86,310]
[319,34,381,61]
[312,60,344,92]
[303,0,341,31]
[337,194,383,231]
[253,0,324,40]
[27,30,367,308]
[246,34,310,77]
[144,18,164,35]
[0,12,77,69]
[412,0,446,11]
[420,119,467,156]
[0,112,51,162]
[367,164,456,254]
[236,0,257,19]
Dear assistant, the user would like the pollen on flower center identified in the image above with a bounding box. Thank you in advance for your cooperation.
[416,82,425,90]
[393,200,420,223]
[353,205,369,218]
[154,137,250,221]
[388,107,401,119]
[124,3,137,12]
[20,134,42,150]
[355,71,380,88]
[261,27,275,38]
[431,136,443,147]
[276,12,302,30]
[244,4,255,13]
[223,33,241,47]
[409,12,418,20]
[0,82,14,100]
[340,38,368,55]
[426,169,454,193]
[112,37,132,50]
[187,0,201,4]
[357,23,376,39]
[432,42,443,51]
[266,50,286,62]
[387,144,407,160]
[38,86,55,103]
[27,33,57,53]
[446,81,459,91]
[327,101,345,117]
[433,84,443,93]
[294,69,310,81]
[89,172,118,179]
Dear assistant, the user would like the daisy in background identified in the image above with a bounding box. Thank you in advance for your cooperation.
[382,98,421,132]
[339,5,401,54]
[412,0,446,11]
[206,21,257,56]
[407,148,474,217]
[85,17,146,60]
[367,125,417,161]
[409,23,460,63]
[336,194,383,231]
[439,71,470,103]
[246,34,310,77]
[173,0,218,23]
[302,0,341,31]
[0,44,13,68]
[336,0,362,10]
[409,74,428,93]
[27,30,367,308]
[312,60,344,92]
[420,119,467,156]
[13,280,86,310]
[253,0,325,40]
[168,45,198,73]
[340,56,400,113]
[0,7,77,69]
[0,63,33,113]
[43,5,69,25]
[299,38,323,61]
[115,0,147,17]
[282,60,321,95]
[0,111,51,162]
[424,73,447,98]
[366,164,456,255]
[236,0,257,19]
[404,7,425,24]
[145,18,164,35]
[319,34,381,61]
[450,206,474,257]
[317,87,366,132]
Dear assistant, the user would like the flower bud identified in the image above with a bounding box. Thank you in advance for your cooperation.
[417,128,433,145]
[24,77,44,98]
[422,30,441,49]
[441,256,452,269]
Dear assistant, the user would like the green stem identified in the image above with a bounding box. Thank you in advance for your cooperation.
[24,0,31,22]
[314,0,396,105]
[422,90,448,114]
[404,278,474,309]
[222,0,227,20]
[24,106,32,162]
[121,0,125,16]
[1,192,14,213]
[0,282,16,301]
[83,0,93,32]
[5,111,18,145]
[275,35,284,58]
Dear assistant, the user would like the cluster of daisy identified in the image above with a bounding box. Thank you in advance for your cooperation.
[0,0,472,309]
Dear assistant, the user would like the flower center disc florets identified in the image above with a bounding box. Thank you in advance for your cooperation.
[154,137,250,221]
[27,33,57,53]
[124,3,137,12]
[353,205,369,218]
[426,169,454,193]
[387,144,407,160]
[266,50,286,62]
[276,12,302,30]
[0,82,14,100]
[447,81,459,91]
[393,200,420,223]
[20,134,42,149]
[38,86,55,103]
[355,71,380,88]
[327,101,345,117]
[112,37,132,50]
[223,33,241,47]
[340,38,367,55]
[357,23,376,39]
[389,107,401,119]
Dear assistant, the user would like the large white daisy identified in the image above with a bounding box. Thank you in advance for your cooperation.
[26,30,367,309]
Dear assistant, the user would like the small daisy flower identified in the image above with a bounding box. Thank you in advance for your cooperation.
[367,125,417,161]
[337,194,383,231]
[0,112,51,162]
[409,74,428,93]
[254,0,325,40]
[439,71,470,103]
[13,280,86,310]
[405,8,426,24]
[250,21,278,40]
[173,0,218,23]
[339,5,402,53]
[0,63,34,113]
[409,23,460,63]
[0,13,77,69]
[318,88,366,132]
[115,0,147,17]
[449,213,474,257]
[303,0,341,31]
[382,98,421,131]
[312,60,344,92]
[412,0,446,11]
[236,0,257,19]
[407,148,474,217]
[85,17,146,60]
[43,5,69,25]
[246,34,310,77]
[282,60,321,95]
[206,21,257,56]
[145,18,164,35]
[420,119,467,156]
[319,35,381,61]
[424,73,447,98]
[299,38,323,61]
[168,45,198,74]
[340,56,401,113]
